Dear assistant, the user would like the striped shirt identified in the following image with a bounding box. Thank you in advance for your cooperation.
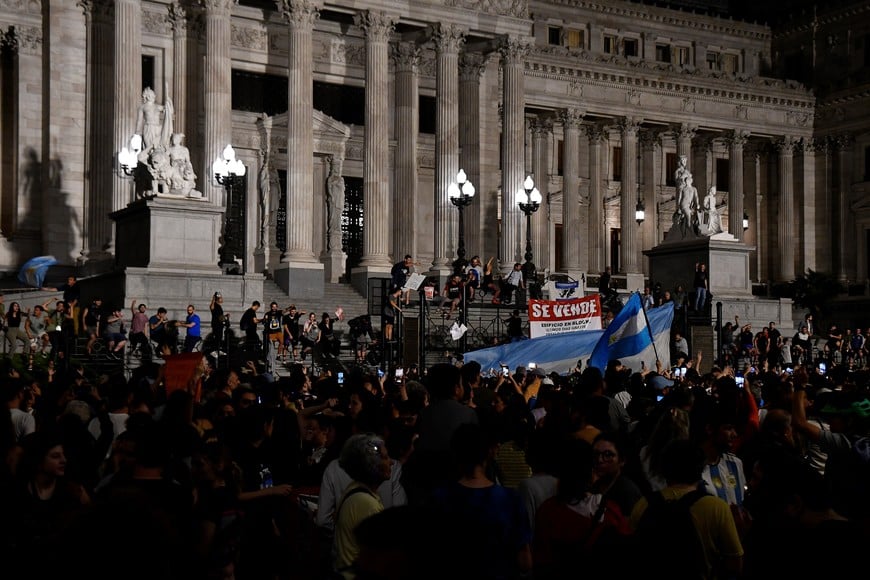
[702,452,746,506]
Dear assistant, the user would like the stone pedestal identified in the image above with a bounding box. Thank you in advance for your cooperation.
[275,262,325,298]
[108,197,263,315]
[322,250,347,284]
[644,229,755,299]
[351,265,391,298]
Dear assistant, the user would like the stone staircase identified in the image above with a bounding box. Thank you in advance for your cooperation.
[262,278,371,331]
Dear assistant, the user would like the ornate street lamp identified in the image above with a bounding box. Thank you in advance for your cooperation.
[516,175,543,299]
[117,134,142,177]
[742,211,750,231]
[448,168,476,275]
[213,145,247,271]
[635,198,646,225]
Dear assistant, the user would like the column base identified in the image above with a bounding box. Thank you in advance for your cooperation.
[350,265,392,298]
[321,250,347,284]
[274,262,325,298]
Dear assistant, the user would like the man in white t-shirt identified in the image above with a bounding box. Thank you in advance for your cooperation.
[5,381,36,441]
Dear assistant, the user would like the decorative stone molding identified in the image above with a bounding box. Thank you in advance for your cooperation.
[231,24,267,50]
[726,129,750,148]
[201,0,236,13]
[329,39,365,67]
[498,35,530,64]
[0,26,17,55]
[639,128,663,150]
[0,0,41,15]
[677,123,697,142]
[618,116,642,136]
[786,110,812,127]
[559,107,585,129]
[168,2,190,35]
[77,0,112,20]
[143,7,171,36]
[440,0,526,19]
[773,135,798,154]
[547,0,769,41]
[10,24,40,55]
[567,79,583,97]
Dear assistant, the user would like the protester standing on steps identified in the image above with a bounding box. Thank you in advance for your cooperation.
[180,304,201,353]
[693,262,708,313]
[209,291,227,352]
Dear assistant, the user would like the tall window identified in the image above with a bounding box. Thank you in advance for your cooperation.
[604,35,618,55]
[1,33,17,237]
[716,158,730,192]
[706,51,720,71]
[232,70,288,115]
[864,145,870,182]
[623,38,639,57]
[675,46,690,66]
[342,176,364,268]
[419,95,436,134]
[656,44,671,63]
[566,29,584,49]
[722,53,738,74]
[548,26,561,46]
[557,139,564,176]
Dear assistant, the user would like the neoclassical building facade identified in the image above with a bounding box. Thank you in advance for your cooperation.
[0,0,867,299]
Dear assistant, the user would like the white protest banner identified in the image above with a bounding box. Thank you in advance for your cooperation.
[527,295,602,338]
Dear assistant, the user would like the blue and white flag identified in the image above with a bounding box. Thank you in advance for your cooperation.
[18,255,57,288]
[463,297,674,376]
[588,293,674,373]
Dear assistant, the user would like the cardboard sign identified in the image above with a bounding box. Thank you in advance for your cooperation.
[527,295,602,338]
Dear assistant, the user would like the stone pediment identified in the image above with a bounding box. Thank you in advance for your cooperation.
[269,110,350,140]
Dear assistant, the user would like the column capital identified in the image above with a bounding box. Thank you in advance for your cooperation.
[77,0,113,21]
[726,129,750,149]
[676,122,697,142]
[799,137,818,155]
[0,26,18,55]
[530,116,553,137]
[391,41,421,72]
[169,2,195,34]
[559,107,585,129]
[497,35,531,63]
[276,0,320,28]
[773,135,798,154]
[586,123,608,143]
[830,133,854,152]
[354,10,396,43]
[202,0,236,15]
[431,23,465,54]
[639,128,663,150]
[459,50,487,81]
[618,116,642,136]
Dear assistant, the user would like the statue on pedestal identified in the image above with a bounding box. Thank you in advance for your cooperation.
[129,87,200,198]
[326,156,345,252]
[702,186,722,235]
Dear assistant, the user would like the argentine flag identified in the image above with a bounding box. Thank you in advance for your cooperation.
[463,296,673,376]
[589,292,673,373]
[18,255,58,288]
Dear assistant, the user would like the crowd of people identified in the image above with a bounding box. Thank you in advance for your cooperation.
[1,326,868,579]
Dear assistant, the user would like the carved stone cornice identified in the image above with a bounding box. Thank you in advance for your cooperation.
[430,23,465,55]
[439,0,526,19]
[459,51,487,81]
[353,10,396,44]
[275,0,319,29]
[558,107,584,129]
[392,41,421,73]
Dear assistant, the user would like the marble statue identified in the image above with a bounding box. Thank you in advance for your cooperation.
[702,186,722,235]
[167,133,198,197]
[326,156,345,252]
[257,150,271,249]
[675,173,700,236]
[135,87,173,161]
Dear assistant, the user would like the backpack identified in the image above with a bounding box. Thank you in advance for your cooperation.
[630,488,708,580]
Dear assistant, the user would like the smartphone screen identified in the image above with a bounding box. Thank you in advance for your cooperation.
[337,372,344,384]
[395,368,404,378]
[818,362,827,375]
[735,375,745,387]
[377,369,384,378]
[528,362,537,369]
[502,367,510,377]
[679,367,687,378]
[656,395,664,402]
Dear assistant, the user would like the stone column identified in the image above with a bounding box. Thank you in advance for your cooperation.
[531,118,550,272]
[587,124,606,274]
[727,130,749,241]
[275,0,323,295]
[834,135,853,281]
[798,138,817,272]
[459,50,485,259]
[82,0,114,262]
[202,0,233,205]
[168,2,189,138]
[355,10,395,273]
[560,108,583,278]
[392,41,420,263]
[499,36,529,273]
[620,116,642,276]
[112,0,141,217]
[676,123,696,169]
[775,136,796,282]
[639,129,659,266]
[430,24,464,276]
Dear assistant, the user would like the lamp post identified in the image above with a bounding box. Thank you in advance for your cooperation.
[213,144,247,271]
[448,169,476,275]
[742,211,749,231]
[117,134,142,177]
[635,197,646,225]
[516,175,542,300]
